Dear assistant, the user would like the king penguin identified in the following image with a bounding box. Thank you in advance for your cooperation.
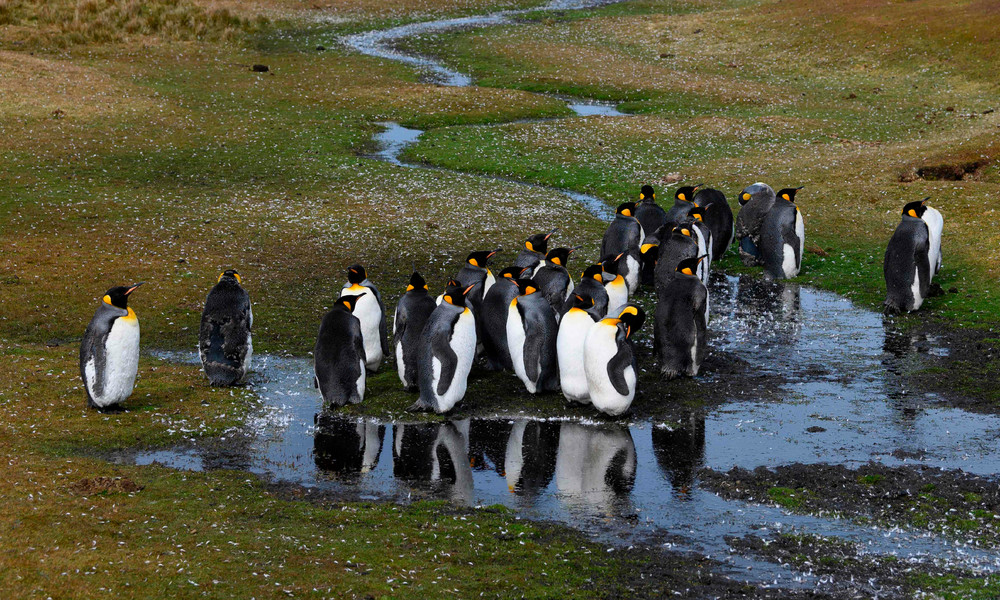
[533,246,579,318]
[315,293,367,407]
[884,199,935,313]
[683,207,713,286]
[601,202,644,260]
[199,269,252,386]
[563,263,609,318]
[921,199,944,277]
[653,226,698,291]
[655,255,708,380]
[602,253,630,317]
[80,282,144,410]
[734,182,776,266]
[557,293,601,404]
[412,283,477,413]
[584,304,646,417]
[664,185,701,229]
[394,271,437,391]
[480,266,529,371]
[507,278,560,394]
[759,187,805,280]
[514,229,558,271]
[692,186,734,259]
[340,264,389,372]
[634,185,667,241]
[456,248,499,354]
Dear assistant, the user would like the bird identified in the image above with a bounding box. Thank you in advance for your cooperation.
[634,184,667,241]
[692,186,734,259]
[80,282,144,410]
[653,225,698,291]
[602,252,629,317]
[655,255,708,380]
[532,247,579,318]
[884,198,939,313]
[514,229,558,271]
[759,187,805,280]
[601,202,644,260]
[411,282,477,413]
[664,184,701,229]
[683,207,713,286]
[199,269,252,386]
[507,278,560,394]
[557,293,600,404]
[563,263,610,318]
[455,248,500,355]
[734,182,776,266]
[340,264,389,372]
[480,266,529,371]
[584,304,646,416]
[314,293,367,407]
[393,271,437,390]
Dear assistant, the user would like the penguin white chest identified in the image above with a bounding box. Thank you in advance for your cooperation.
[557,309,595,403]
[506,302,531,391]
[483,270,496,296]
[343,287,382,369]
[584,322,635,416]
[90,315,140,407]
[922,208,943,277]
[785,209,804,278]
[605,278,628,317]
[432,308,476,412]
[624,255,641,294]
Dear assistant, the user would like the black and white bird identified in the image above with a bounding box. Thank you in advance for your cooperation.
[80,282,144,410]
[199,270,252,386]
[584,304,646,416]
[884,198,942,313]
[514,229,558,271]
[654,256,708,380]
[412,283,477,413]
[394,271,437,391]
[634,185,667,241]
[734,182,776,266]
[507,279,559,394]
[315,294,367,407]
[601,202,644,260]
[759,187,805,280]
[340,264,389,372]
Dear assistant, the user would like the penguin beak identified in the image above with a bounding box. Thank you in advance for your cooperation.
[544,228,558,241]
[462,284,476,296]
[569,245,582,254]
[487,249,498,260]
[615,252,624,261]
[125,282,145,295]
[693,183,704,191]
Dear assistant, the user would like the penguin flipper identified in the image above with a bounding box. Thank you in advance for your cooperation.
[368,283,390,358]
[606,328,634,397]
[432,319,459,397]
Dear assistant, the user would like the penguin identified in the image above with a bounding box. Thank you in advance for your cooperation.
[393,271,437,391]
[759,187,805,280]
[601,202,644,260]
[734,182,776,266]
[314,293,367,408]
[480,266,529,371]
[884,199,934,313]
[532,247,579,318]
[557,293,600,404]
[392,421,475,504]
[411,283,477,413]
[199,269,252,386]
[601,253,630,317]
[683,207,713,286]
[920,198,944,277]
[583,304,646,417]
[562,263,609,318]
[514,229,557,271]
[639,241,660,287]
[634,184,668,239]
[653,225,698,291]
[507,278,560,394]
[655,255,708,380]
[664,184,701,229]
[692,186,734,259]
[80,282,144,410]
[340,264,389,372]
[455,248,499,310]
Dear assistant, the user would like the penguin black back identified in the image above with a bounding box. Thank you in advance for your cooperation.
[315,294,367,407]
[635,185,668,239]
[394,271,437,390]
[199,269,253,386]
[481,266,529,371]
[692,186,734,258]
[514,229,557,269]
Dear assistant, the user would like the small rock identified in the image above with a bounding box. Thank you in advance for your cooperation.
[251,64,269,72]
[805,426,826,433]
[983,108,994,114]
[659,53,674,59]
[51,108,65,119]
[316,45,326,51]
[948,287,958,294]
[945,106,954,111]
[846,93,857,99]
[693,28,703,34]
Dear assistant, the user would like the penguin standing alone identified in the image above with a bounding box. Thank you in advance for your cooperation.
[394,272,437,390]
[199,269,252,386]
[314,294,367,408]
[507,279,560,394]
[884,198,939,313]
[557,293,601,404]
[734,183,776,266]
[759,187,805,280]
[514,229,557,271]
[634,185,667,240]
[480,266,529,371]
[583,305,646,417]
[412,283,477,413]
[80,282,145,410]
[340,264,389,372]
[655,256,708,380]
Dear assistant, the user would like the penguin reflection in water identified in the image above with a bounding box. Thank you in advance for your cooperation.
[80,282,145,410]
[884,198,944,313]
[411,283,477,414]
[555,423,636,511]
[583,304,646,417]
[340,264,388,373]
[314,294,367,408]
[199,270,252,386]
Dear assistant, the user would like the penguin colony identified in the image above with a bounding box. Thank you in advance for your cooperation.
[80,186,942,415]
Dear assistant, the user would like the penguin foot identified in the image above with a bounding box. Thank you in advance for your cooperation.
[882,300,902,316]
[406,400,433,413]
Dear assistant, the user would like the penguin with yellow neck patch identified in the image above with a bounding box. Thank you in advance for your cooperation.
[664,184,701,229]
[480,266,530,371]
[655,255,708,380]
[557,292,601,404]
[507,278,560,394]
[601,202,644,260]
[199,269,252,386]
[532,246,579,318]
[691,186,734,259]
[340,264,388,372]
[681,207,713,286]
[759,187,805,280]
[584,304,646,417]
[602,252,630,317]
[80,282,145,410]
[635,184,667,238]
[653,225,698,293]
[411,283,478,413]
[394,271,437,391]
[315,293,367,407]
[734,182,776,266]
[884,198,937,314]
[514,229,558,271]
[562,263,609,318]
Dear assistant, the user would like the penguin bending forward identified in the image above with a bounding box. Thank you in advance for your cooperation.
[584,304,646,417]
[412,283,477,413]
[394,272,437,390]
[507,278,560,394]
[514,229,557,271]
[340,264,389,372]
[759,187,805,280]
[80,282,145,410]
[884,198,938,313]
[315,294,367,408]
[199,269,252,386]
[655,256,708,380]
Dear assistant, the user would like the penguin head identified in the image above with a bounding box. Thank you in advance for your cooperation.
[545,246,578,267]
[466,248,499,268]
[738,182,775,206]
[570,293,595,310]
[903,197,930,218]
[675,184,702,203]
[601,252,625,276]
[615,202,638,218]
[103,282,144,309]
[499,266,530,279]
[687,207,705,223]
[406,271,429,292]
[218,269,242,284]
[777,187,804,203]
[513,278,539,296]
[346,264,368,285]
[582,264,604,282]
[525,229,557,254]
[676,255,708,277]
[639,184,655,202]
[442,283,476,307]
[617,305,646,339]
[671,225,694,240]
[339,293,365,312]
[640,242,659,259]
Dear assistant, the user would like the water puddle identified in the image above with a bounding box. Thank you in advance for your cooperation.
[132,276,1000,589]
